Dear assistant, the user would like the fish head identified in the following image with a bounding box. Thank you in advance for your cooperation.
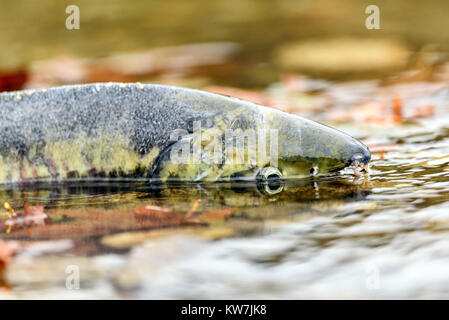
[266,110,371,179]
[148,93,370,183]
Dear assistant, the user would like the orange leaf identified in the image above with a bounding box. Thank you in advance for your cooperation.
[0,69,28,92]
[185,199,202,218]
[392,95,403,124]
[133,205,181,222]
[23,204,44,216]
[413,104,434,118]
[204,86,272,106]
[0,241,12,277]
[133,204,206,227]
[196,208,235,222]
[133,205,176,216]
[5,204,48,232]
[23,204,47,226]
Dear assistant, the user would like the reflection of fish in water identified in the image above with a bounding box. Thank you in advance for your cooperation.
[0,178,371,212]
[147,179,372,207]
[0,83,370,183]
[0,179,372,245]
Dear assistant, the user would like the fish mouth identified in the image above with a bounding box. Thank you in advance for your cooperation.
[344,151,371,176]
[349,161,370,176]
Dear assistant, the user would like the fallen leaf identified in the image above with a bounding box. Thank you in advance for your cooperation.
[413,104,435,118]
[0,205,207,241]
[0,241,12,277]
[364,142,400,153]
[95,43,239,77]
[133,205,176,217]
[205,86,272,106]
[392,95,403,124]
[133,203,205,227]
[27,56,86,86]
[196,208,236,222]
[280,74,330,93]
[0,69,28,92]
[5,204,48,232]
[185,199,202,218]
[28,43,239,86]
[204,86,302,113]
[329,95,406,125]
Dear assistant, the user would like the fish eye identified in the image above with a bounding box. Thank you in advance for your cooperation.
[257,166,282,182]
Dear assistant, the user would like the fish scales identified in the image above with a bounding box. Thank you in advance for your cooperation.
[0,82,371,183]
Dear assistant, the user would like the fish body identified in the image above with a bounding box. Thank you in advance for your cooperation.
[0,82,370,183]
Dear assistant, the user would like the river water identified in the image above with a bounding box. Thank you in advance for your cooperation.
[1,0,449,299]
[0,79,448,299]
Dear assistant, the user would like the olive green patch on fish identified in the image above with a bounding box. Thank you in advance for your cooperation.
[0,152,21,181]
[0,156,6,182]
[43,136,160,179]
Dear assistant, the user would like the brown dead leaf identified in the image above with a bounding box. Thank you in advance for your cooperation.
[133,205,176,217]
[205,86,272,106]
[5,204,48,232]
[27,56,86,87]
[133,205,184,223]
[0,69,28,92]
[28,43,238,86]
[97,43,238,77]
[204,86,302,113]
[86,66,136,83]
[330,95,407,125]
[196,208,236,222]
[0,241,12,277]
[329,101,387,123]
[0,202,208,240]
[364,142,400,153]
[185,199,202,218]
[392,95,403,124]
[24,204,46,221]
[133,204,205,227]
[413,104,435,118]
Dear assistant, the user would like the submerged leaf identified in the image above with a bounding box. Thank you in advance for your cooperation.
[5,204,48,232]
[196,208,236,222]
[0,241,12,277]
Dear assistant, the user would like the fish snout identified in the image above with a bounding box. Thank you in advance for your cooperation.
[346,143,371,172]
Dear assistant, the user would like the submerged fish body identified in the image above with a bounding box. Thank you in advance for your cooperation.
[0,82,370,184]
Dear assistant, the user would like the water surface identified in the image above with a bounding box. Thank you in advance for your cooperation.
[1,0,449,299]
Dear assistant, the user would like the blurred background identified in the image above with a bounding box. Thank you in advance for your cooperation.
[0,0,448,90]
[1,0,449,299]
